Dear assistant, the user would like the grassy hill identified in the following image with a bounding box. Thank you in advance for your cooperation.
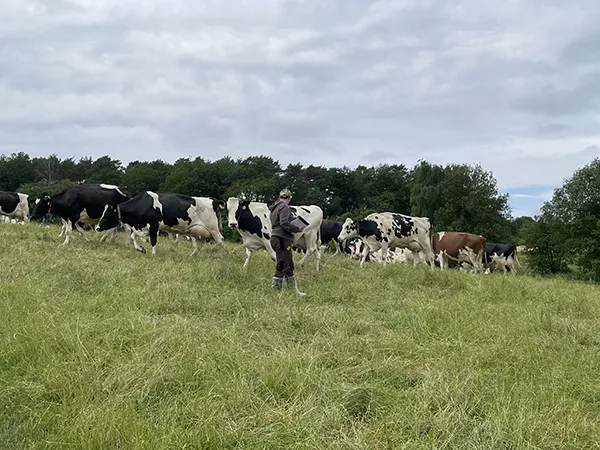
[1,224,600,449]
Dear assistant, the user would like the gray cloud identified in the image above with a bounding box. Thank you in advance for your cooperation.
[1,0,600,213]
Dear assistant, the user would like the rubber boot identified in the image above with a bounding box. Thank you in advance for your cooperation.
[271,277,283,290]
[285,276,306,296]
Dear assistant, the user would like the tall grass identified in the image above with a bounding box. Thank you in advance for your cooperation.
[1,223,600,449]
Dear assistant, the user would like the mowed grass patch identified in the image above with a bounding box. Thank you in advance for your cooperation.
[1,223,600,449]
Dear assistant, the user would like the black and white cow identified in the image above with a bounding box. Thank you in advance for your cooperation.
[30,184,130,244]
[320,219,349,255]
[226,197,324,270]
[0,191,30,223]
[337,212,435,267]
[96,191,226,256]
[484,242,519,274]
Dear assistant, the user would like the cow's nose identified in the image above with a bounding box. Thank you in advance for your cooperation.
[95,225,100,232]
[228,223,237,228]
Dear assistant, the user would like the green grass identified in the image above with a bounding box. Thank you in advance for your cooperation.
[1,224,600,449]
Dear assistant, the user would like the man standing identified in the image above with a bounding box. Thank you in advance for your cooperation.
[269,188,306,295]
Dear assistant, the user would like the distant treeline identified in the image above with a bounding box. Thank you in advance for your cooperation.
[2,152,530,244]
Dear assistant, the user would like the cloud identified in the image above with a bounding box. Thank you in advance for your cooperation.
[1,0,600,218]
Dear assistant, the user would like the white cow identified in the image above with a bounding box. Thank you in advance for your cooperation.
[0,191,30,223]
[226,197,323,271]
[96,192,226,257]
[338,212,435,268]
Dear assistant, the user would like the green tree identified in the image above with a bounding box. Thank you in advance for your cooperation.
[410,161,444,220]
[122,160,171,193]
[160,158,194,194]
[526,158,600,280]
[18,179,75,200]
[85,156,124,185]
[411,162,510,241]
[0,152,36,191]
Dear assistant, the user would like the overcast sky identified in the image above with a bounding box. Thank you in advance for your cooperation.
[2,0,600,217]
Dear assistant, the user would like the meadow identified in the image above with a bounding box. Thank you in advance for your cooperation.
[1,223,600,449]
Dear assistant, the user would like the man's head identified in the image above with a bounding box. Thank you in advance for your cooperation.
[279,188,292,204]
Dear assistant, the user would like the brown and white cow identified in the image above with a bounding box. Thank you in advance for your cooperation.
[431,231,486,273]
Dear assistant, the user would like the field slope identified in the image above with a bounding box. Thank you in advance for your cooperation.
[1,224,600,449]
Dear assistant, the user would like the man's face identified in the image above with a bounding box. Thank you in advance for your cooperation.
[280,196,291,204]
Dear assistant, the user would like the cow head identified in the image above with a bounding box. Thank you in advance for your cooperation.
[29,194,51,221]
[338,218,359,242]
[226,197,240,228]
[212,199,226,213]
[95,204,119,232]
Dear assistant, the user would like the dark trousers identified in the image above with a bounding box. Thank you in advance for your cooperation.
[271,236,294,278]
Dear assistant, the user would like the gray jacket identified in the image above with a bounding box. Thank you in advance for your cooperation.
[270,201,301,239]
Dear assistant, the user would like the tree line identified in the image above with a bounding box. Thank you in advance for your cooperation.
[2,151,529,244]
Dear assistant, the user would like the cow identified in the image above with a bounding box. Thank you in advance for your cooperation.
[337,212,435,267]
[226,197,323,271]
[484,243,519,274]
[30,184,130,244]
[96,191,226,256]
[431,231,486,273]
[0,191,30,223]
[319,219,348,255]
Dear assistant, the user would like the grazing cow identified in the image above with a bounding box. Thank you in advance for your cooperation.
[431,232,486,273]
[30,184,130,244]
[0,191,30,223]
[226,197,323,270]
[337,213,435,267]
[96,191,226,256]
[484,243,519,274]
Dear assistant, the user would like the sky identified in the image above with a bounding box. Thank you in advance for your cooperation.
[1,0,600,218]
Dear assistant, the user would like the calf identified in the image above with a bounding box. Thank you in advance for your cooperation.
[30,184,129,244]
[484,243,519,274]
[0,191,30,223]
[431,231,486,273]
[226,197,323,271]
[337,212,435,267]
[96,191,226,256]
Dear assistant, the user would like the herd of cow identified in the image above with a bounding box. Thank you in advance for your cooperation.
[0,184,520,274]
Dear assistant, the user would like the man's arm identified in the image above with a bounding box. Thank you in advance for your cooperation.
[279,205,302,234]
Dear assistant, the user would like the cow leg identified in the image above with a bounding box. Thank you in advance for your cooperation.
[59,219,68,237]
[190,237,205,257]
[333,240,342,256]
[243,247,254,267]
[62,221,73,245]
[99,229,116,243]
[507,256,517,275]
[131,232,146,253]
[359,245,370,267]
[74,222,90,241]
[475,249,485,274]
[122,225,133,245]
[437,251,446,270]
[106,229,118,243]
[463,248,479,274]
[380,243,390,266]
[149,224,159,256]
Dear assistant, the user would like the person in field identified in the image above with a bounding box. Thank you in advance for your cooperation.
[269,188,306,295]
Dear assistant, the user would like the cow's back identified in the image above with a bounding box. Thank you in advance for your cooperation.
[0,191,20,215]
[363,212,431,249]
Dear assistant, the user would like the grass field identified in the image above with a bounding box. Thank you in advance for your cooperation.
[1,223,600,449]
